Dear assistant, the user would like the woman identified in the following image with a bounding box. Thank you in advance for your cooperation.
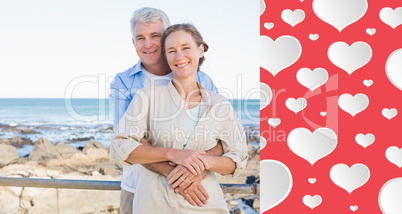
[111,23,248,214]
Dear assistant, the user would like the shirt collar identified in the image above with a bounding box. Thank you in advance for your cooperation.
[129,60,144,77]
[167,80,212,109]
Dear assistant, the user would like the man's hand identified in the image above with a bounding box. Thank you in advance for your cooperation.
[167,164,196,189]
[176,174,209,207]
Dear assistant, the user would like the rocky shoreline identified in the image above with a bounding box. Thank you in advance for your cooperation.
[0,125,260,214]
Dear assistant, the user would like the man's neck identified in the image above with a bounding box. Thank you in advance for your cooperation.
[142,62,171,76]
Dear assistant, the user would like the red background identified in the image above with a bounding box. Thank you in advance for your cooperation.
[260,0,402,213]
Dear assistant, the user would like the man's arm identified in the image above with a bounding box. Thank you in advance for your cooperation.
[142,140,223,177]
[141,141,224,207]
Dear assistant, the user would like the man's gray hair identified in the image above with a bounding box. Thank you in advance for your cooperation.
[130,7,170,39]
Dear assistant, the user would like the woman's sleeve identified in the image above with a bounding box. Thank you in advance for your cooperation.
[217,101,249,177]
[110,89,149,167]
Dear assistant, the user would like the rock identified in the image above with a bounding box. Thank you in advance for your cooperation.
[229,200,239,207]
[68,137,94,143]
[83,141,106,151]
[19,128,41,134]
[252,197,260,212]
[233,208,246,214]
[55,142,80,158]
[0,136,33,148]
[0,143,19,167]
[83,141,108,159]
[29,138,61,161]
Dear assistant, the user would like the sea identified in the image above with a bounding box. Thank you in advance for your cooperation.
[0,98,260,157]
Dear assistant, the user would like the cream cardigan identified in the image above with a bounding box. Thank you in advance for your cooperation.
[110,80,248,214]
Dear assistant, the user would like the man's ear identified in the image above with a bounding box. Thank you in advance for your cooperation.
[132,38,136,46]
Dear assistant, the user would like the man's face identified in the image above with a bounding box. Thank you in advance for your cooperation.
[132,20,165,68]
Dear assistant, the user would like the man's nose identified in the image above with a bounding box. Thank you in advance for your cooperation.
[144,38,152,48]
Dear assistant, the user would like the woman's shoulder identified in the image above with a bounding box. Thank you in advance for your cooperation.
[205,90,231,106]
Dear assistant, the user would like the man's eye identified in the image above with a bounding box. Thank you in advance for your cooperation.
[137,38,144,41]
[153,35,160,37]
[168,50,176,53]
[183,47,190,50]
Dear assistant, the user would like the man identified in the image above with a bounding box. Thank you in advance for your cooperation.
[109,7,222,214]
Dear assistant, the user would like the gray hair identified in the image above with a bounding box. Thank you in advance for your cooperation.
[130,7,170,39]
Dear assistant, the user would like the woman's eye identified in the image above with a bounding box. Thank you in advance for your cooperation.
[168,50,176,53]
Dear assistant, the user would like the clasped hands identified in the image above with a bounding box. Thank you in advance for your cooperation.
[168,150,210,207]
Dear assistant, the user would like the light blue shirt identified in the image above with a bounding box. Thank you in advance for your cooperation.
[183,103,201,149]
[110,60,218,128]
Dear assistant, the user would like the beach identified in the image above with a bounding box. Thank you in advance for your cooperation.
[0,123,260,213]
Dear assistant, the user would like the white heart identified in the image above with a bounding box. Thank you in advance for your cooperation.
[260,35,302,77]
[328,41,372,75]
[379,178,402,213]
[264,22,274,30]
[320,111,327,117]
[313,0,368,32]
[350,205,358,212]
[363,79,373,87]
[366,28,376,36]
[296,67,328,91]
[308,178,317,184]
[330,163,370,194]
[281,9,305,27]
[287,127,337,165]
[386,49,402,91]
[382,108,398,120]
[355,133,375,148]
[309,34,319,41]
[260,160,293,212]
[286,98,307,114]
[260,0,266,16]
[338,93,369,117]
[386,147,402,168]
[260,136,267,150]
[260,83,272,110]
[268,118,281,128]
[380,7,402,29]
[303,195,322,209]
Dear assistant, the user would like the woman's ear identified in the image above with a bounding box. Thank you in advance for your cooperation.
[199,44,205,58]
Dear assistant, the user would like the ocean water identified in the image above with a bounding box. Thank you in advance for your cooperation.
[0,98,259,156]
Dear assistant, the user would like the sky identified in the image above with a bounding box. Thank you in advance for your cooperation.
[0,0,259,99]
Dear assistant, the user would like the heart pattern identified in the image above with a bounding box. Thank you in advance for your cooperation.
[302,195,322,209]
[338,93,369,117]
[281,9,305,27]
[261,1,402,213]
[380,7,402,29]
[285,97,307,114]
[260,35,302,77]
[328,42,372,75]
[287,127,337,165]
[312,0,368,32]
[330,164,370,194]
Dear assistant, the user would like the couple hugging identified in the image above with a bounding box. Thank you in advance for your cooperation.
[110,7,248,214]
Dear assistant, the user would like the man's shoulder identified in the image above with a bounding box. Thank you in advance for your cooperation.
[111,64,142,88]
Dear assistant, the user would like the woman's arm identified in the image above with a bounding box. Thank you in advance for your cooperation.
[202,155,236,175]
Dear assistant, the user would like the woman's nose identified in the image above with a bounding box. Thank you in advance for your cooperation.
[175,51,184,59]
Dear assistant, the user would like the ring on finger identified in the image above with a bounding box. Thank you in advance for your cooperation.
[180,177,185,181]
[188,180,192,183]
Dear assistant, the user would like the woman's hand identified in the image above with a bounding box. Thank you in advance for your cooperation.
[171,150,210,175]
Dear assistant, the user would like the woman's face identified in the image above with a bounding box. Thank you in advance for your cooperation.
[164,30,204,80]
